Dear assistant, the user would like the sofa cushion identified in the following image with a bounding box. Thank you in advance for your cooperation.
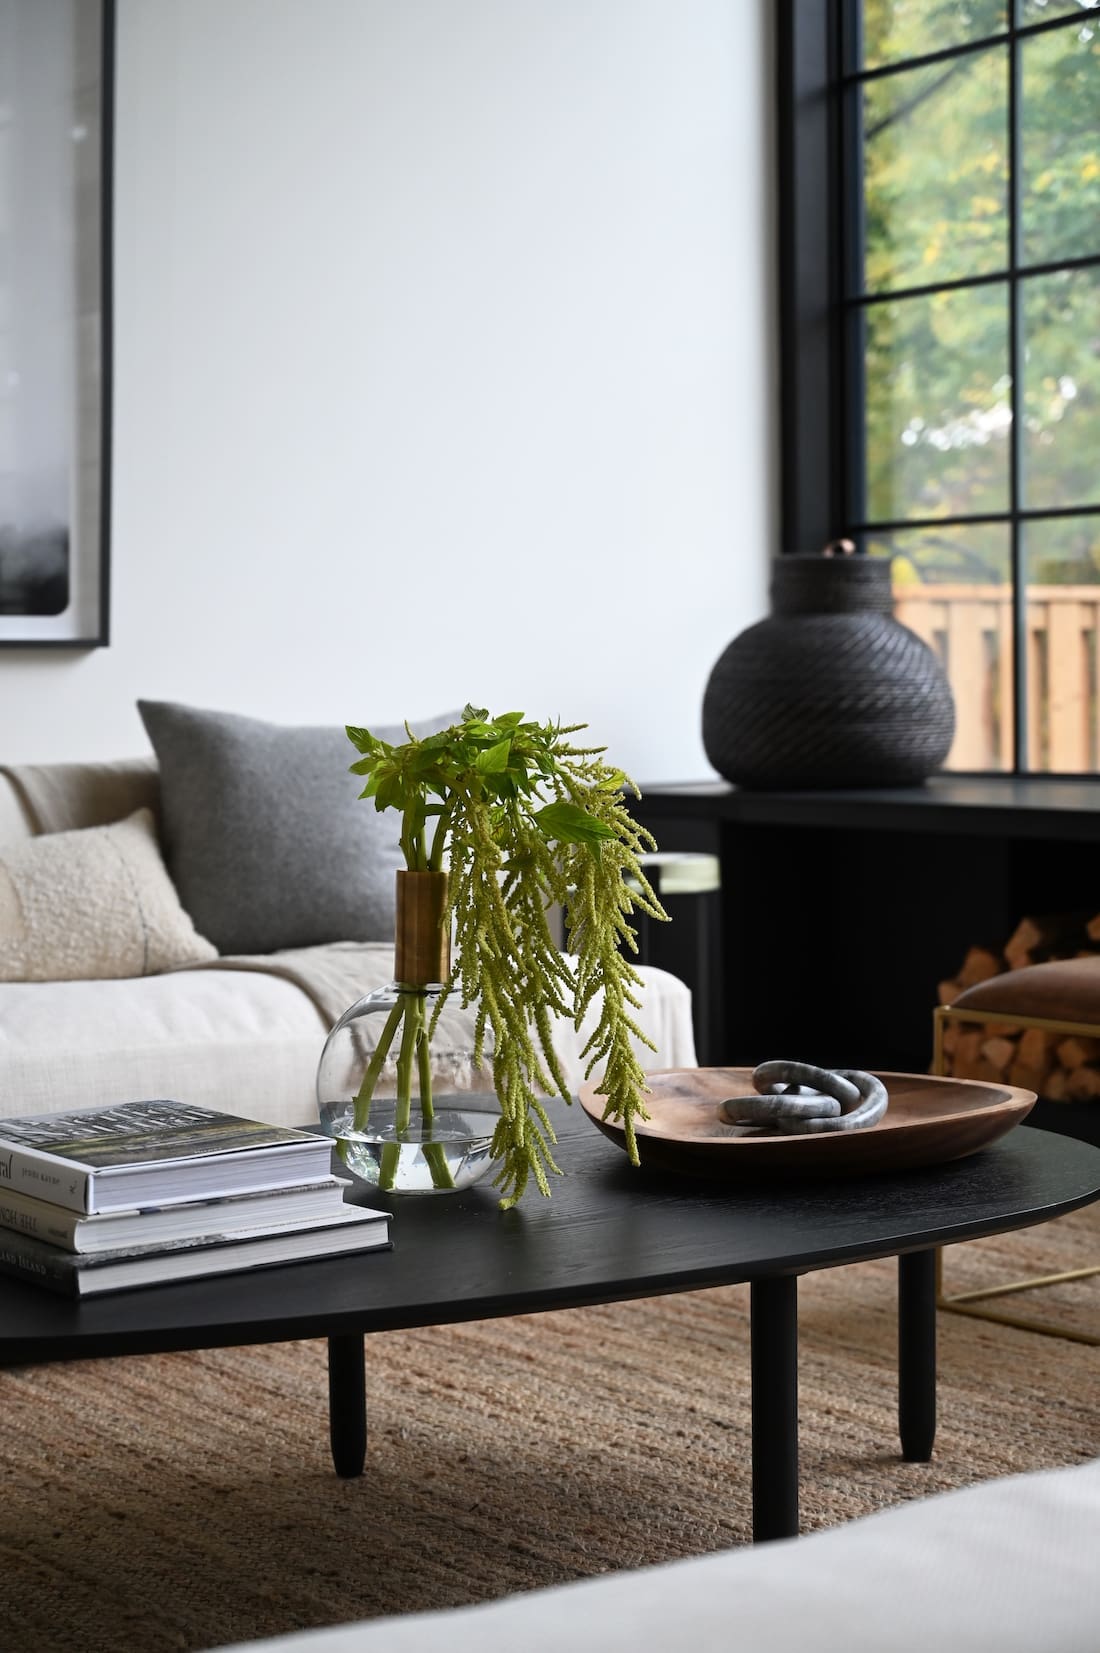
[0,772,36,847]
[0,951,695,1129]
[138,701,458,955]
[0,966,328,1124]
[0,808,217,983]
[0,757,159,840]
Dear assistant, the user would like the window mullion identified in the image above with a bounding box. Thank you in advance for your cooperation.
[844,5,1094,88]
[1008,18,1025,772]
[776,0,849,554]
[842,3,865,530]
[846,249,1100,310]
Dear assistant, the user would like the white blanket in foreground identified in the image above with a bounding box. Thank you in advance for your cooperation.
[206,1457,1100,1653]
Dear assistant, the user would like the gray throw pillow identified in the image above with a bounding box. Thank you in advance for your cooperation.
[137,701,458,955]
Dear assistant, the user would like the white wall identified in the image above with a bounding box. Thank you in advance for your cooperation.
[0,0,774,781]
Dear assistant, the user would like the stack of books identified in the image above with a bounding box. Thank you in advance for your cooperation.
[0,1099,390,1297]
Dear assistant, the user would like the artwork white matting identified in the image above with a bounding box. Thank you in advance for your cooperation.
[0,0,112,647]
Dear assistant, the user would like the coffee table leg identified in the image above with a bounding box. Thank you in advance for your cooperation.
[750,1274,799,1542]
[328,1333,367,1477]
[898,1249,936,1462]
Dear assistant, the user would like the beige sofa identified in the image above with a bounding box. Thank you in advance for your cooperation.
[0,760,696,1126]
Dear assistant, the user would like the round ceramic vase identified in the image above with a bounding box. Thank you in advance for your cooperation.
[701,552,956,790]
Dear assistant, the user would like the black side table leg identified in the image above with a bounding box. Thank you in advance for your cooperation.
[328,1333,367,1478]
[898,1249,936,1462]
[750,1274,799,1543]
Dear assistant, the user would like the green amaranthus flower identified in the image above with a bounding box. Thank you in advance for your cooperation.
[346,704,669,1207]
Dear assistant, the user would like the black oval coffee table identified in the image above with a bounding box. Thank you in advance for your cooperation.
[1,1100,1098,1543]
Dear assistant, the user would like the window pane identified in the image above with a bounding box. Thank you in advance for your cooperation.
[1017,0,1100,25]
[1023,514,1100,770]
[1021,266,1100,510]
[863,284,1010,520]
[862,48,1008,292]
[867,524,1014,769]
[1020,17,1100,265]
[861,0,1005,69]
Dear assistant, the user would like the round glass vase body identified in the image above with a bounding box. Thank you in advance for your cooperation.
[315,872,498,1195]
[316,983,498,1193]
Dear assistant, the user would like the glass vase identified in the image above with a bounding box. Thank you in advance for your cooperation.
[316,871,498,1194]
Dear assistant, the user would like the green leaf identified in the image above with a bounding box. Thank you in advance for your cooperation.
[476,737,512,773]
[374,773,403,812]
[462,704,489,723]
[532,800,617,845]
[346,725,381,754]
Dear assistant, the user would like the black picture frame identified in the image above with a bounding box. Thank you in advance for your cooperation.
[0,0,114,649]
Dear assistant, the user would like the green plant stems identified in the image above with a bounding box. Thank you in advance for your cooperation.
[421,1141,456,1189]
[378,1140,402,1190]
[416,1005,435,1124]
[428,800,455,871]
[394,996,421,1134]
[352,998,405,1130]
[356,989,455,1193]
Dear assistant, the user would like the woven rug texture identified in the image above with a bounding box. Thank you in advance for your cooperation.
[1,1205,1098,1653]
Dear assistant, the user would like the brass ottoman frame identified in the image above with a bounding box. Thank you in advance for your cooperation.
[933,1003,1100,1346]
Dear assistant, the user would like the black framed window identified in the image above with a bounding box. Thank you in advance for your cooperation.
[778,0,1100,773]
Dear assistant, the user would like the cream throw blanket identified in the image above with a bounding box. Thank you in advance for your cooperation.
[196,940,399,1027]
[194,941,697,1090]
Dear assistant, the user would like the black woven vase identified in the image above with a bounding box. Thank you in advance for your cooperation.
[701,553,956,789]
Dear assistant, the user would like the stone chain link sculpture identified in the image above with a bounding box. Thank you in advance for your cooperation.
[721,1060,889,1134]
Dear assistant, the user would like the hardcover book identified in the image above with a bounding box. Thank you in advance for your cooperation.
[0,1100,336,1215]
[0,1176,357,1254]
[0,1205,391,1297]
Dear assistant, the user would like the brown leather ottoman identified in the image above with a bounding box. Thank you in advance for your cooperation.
[934,957,1100,1344]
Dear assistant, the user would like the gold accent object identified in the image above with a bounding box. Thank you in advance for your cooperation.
[934,1003,1100,1345]
[394,870,450,988]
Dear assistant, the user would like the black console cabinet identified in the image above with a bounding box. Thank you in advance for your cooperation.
[628,777,1100,1075]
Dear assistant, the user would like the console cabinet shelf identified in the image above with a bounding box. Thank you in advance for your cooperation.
[627,776,1100,1076]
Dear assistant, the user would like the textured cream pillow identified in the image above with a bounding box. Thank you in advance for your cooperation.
[0,808,218,982]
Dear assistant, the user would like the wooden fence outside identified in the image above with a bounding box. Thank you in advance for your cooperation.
[894,583,1100,772]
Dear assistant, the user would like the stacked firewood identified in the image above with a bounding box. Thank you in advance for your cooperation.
[938,912,1100,1098]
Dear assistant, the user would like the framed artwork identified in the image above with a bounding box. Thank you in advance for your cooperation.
[0,0,114,648]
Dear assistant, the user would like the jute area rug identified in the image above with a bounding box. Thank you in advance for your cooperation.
[2,1204,1098,1653]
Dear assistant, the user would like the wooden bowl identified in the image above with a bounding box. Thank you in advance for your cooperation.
[578,1068,1036,1180]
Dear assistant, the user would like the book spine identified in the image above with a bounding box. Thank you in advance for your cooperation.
[0,1191,80,1250]
[0,1143,91,1214]
[0,1236,77,1296]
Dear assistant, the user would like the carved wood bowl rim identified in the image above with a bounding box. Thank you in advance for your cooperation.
[577,1068,1037,1180]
